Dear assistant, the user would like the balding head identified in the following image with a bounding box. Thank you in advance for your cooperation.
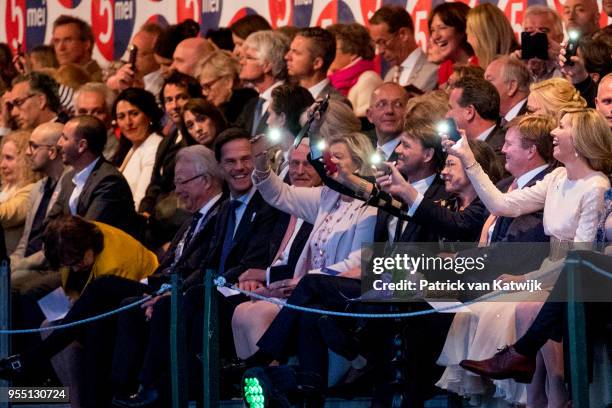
[171,37,216,76]
[596,74,612,129]
[562,0,600,36]
[366,82,409,144]
[28,122,64,172]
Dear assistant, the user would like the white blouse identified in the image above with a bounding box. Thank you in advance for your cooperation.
[466,165,610,243]
[121,132,163,210]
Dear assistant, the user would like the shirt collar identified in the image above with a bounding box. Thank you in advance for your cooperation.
[198,193,223,218]
[504,98,527,122]
[260,81,284,102]
[308,78,330,99]
[412,173,436,194]
[516,164,549,189]
[476,124,496,141]
[72,157,100,187]
[231,184,257,206]
[377,136,401,160]
[400,48,421,70]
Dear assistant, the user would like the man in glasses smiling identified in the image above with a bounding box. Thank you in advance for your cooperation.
[1,72,65,136]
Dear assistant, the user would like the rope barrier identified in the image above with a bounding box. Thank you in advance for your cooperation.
[0,284,172,335]
[0,254,609,334]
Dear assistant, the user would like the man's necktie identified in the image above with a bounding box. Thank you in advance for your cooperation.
[392,66,404,84]
[251,97,265,135]
[219,200,242,275]
[272,216,297,264]
[175,211,204,261]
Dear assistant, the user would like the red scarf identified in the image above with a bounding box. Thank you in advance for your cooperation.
[328,58,376,96]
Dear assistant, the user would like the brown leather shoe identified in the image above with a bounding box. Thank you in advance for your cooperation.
[459,346,536,383]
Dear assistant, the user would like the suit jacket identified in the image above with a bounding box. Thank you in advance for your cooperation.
[383,49,438,92]
[484,122,507,169]
[491,167,551,243]
[11,170,69,268]
[47,158,138,237]
[139,128,186,213]
[205,190,282,283]
[314,81,352,108]
[148,196,224,290]
[266,212,313,283]
[374,175,449,243]
[235,96,269,136]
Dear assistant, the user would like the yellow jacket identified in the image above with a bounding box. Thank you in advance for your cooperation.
[61,222,158,298]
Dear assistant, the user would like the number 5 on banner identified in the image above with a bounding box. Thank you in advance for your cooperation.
[99,0,112,43]
[10,0,24,51]
[414,10,428,50]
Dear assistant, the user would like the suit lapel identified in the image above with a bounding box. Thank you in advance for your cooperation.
[405,50,425,86]
[76,159,104,215]
[399,175,445,242]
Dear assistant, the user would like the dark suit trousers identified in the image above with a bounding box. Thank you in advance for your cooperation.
[256,274,362,382]
[31,276,148,407]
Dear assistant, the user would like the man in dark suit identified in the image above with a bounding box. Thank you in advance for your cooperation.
[49,115,138,237]
[235,31,289,136]
[485,56,531,125]
[365,82,408,161]
[285,27,348,104]
[109,145,226,407]
[447,76,507,167]
[460,114,556,291]
[234,140,320,292]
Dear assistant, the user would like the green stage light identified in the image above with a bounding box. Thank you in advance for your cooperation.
[243,376,266,408]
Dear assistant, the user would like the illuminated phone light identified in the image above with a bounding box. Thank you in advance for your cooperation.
[568,30,580,41]
[316,140,326,151]
[267,128,282,143]
[436,121,450,134]
[370,152,383,165]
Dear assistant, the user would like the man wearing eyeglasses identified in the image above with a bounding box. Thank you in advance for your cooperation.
[1,72,64,136]
[369,6,438,92]
[10,122,68,293]
[52,15,102,81]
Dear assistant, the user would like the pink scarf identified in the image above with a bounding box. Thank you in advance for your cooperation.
[328,58,376,96]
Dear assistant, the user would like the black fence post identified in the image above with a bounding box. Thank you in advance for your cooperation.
[565,252,589,407]
[170,273,188,408]
[202,269,219,407]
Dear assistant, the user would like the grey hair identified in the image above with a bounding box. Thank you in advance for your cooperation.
[491,55,532,93]
[244,30,289,80]
[523,5,563,42]
[176,145,223,181]
[74,82,116,113]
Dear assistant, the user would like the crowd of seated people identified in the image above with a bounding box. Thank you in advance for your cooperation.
[0,4,610,407]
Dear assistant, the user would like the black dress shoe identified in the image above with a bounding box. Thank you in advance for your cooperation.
[460,345,536,383]
[0,354,27,381]
[112,386,159,408]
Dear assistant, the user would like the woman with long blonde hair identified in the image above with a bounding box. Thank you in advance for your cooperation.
[466,4,519,68]
[0,130,41,253]
[526,77,587,116]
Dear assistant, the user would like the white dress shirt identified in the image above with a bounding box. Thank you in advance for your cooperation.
[308,78,330,99]
[121,133,163,209]
[377,137,401,161]
[504,98,527,123]
[388,173,436,242]
[69,157,100,215]
[476,124,496,142]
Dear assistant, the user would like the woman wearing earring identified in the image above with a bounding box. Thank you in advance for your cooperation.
[112,88,164,210]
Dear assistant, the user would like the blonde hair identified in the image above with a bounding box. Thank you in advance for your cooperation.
[327,132,375,177]
[1,131,41,188]
[319,99,361,141]
[559,108,612,174]
[523,6,563,43]
[195,50,240,85]
[529,78,586,116]
[467,4,518,68]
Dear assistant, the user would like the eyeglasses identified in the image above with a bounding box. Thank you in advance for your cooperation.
[28,141,56,151]
[200,77,223,94]
[174,173,205,186]
[373,32,397,49]
[7,94,37,110]
[373,99,406,110]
